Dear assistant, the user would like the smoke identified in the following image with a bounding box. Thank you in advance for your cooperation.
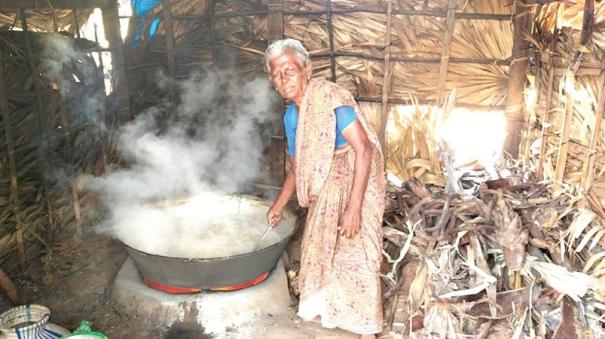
[36,34,108,191]
[41,34,106,128]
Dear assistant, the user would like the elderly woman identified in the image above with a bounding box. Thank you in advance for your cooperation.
[265,39,386,338]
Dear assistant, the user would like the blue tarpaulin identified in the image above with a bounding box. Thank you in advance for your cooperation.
[132,0,162,48]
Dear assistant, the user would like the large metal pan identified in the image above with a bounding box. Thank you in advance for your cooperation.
[122,196,297,290]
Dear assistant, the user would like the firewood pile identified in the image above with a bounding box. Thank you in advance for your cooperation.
[380,176,605,338]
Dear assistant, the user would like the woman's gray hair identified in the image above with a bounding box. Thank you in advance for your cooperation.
[264,38,310,73]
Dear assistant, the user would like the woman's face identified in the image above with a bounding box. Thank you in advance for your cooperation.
[268,50,311,104]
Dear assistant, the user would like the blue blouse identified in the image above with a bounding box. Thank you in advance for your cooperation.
[284,103,357,156]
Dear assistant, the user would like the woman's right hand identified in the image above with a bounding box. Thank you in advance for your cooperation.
[266,204,283,228]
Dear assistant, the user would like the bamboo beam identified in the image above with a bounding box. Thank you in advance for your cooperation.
[0,0,114,10]
[19,9,55,234]
[554,71,575,189]
[581,55,605,192]
[162,0,176,79]
[541,52,601,69]
[554,67,600,77]
[311,50,510,65]
[171,9,511,21]
[0,49,26,268]
[503,1,531,158]
[356,96,505,110]
[437,0,456,104]
[526,0,575,4]
[102,3,130,121]
[327,0,336,82]
[379,0,393,152]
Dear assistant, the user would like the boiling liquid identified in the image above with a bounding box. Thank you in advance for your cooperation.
[116,196,285,258]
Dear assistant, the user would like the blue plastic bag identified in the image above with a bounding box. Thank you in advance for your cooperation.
[132,0,162,48]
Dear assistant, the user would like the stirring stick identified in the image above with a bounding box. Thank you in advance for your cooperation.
[252,225,273,251]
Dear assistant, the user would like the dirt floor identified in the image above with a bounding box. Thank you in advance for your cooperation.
[13,230,168,338]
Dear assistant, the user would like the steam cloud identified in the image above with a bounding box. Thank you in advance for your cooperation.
[41,33,281,251]
[87,71,279,249]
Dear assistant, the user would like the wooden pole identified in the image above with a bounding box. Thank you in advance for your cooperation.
[581,55,605,192]
[70,10,85,234]
[327,0,336,82]
[503,1,531,158]
[522,48,540,166]
[0,50,25,267]
[0,266,19,304]
[51,10,58,32]
[553,71,575,189]
[162,0,178,108]
[57,101,83,236]
[94,23,108,171]
[267,0,285,184]
[19,9,55,233]
[102,2,130,121]
[379,0,393,156]
[267,1,283,41]
[209,0,218,64]
[436,0,456,104]
[536,31,558,181]
[162,0,176,79]
[72,8,80,38]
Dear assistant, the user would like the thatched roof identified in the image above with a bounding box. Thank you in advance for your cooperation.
[124,0,514,109]
[0,31,109,273]
[0,8,92,33]
[527,1,605,211]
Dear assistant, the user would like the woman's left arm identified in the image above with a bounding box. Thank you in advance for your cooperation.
[340,120,372,238]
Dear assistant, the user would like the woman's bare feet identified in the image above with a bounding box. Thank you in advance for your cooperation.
[360,335,376,339]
